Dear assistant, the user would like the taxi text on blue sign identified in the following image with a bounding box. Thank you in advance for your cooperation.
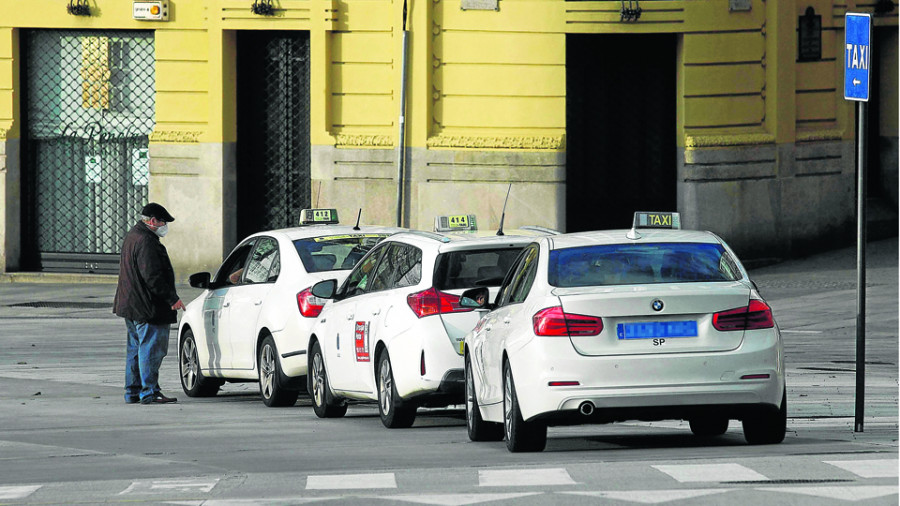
[844,13,871,102]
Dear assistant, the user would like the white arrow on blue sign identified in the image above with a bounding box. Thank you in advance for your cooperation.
[844,13,872,102]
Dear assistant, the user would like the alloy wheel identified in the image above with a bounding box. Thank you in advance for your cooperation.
[260,344,275,399]
[181,339,197,390]
[312,352,325,407]
[504,367,512,441]
[379,358,393,415]
[466,361,475,431]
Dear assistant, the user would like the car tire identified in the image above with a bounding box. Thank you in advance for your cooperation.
[179,329,224,397]
[689,417,729,437]
[742,387,787,445]
[258,335,299,408]
[503,361,547,452]
[377,350,416,429]
[309,340,347,418]
[466,355,503,442]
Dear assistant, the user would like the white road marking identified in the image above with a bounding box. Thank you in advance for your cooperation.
[165,500,339,505]
[563,489,734,504]
[758,485,899,501]
[478,468,576,487]
[652,463,768,483]
[781,330,823,334]
[824,459,899,478]
[305,472,397,490]
[119,478,219,495]
[0,485,42,500]
[387,492,542,505]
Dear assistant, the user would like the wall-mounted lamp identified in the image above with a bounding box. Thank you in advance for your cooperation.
[67,0,91,16]
[251,0,276,16]
[620,0,641,22]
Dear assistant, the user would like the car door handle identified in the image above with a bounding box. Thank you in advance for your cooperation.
[254,300,263,306]
[372,308,381,316]
[503,317,511,324]
[347,313,354,320]
[485,325,492,332]
[223,302,230,308]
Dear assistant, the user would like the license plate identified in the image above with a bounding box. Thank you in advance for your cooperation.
[617,321,698,339]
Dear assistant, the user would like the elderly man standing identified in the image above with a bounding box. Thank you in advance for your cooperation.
[113,203,185,405]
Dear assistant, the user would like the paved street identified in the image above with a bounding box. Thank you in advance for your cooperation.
[0,238,897,505]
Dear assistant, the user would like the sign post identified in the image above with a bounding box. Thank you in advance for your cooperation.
[844,12,871,433]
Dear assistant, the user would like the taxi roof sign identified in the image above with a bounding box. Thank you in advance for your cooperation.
[628,212,681,240]
[434,214,478,233]
[300,208,339,225]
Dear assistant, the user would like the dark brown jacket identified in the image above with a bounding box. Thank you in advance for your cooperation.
[113,221,179,324]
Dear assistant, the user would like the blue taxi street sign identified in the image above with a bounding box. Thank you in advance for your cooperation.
[844,13,872,102]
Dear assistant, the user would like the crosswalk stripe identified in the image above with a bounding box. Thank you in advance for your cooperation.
[758,485,899,501]
[165,499,340,505]
[306,472,397,490]
[0,485,41,500]
[824,459,899,478]
[652,463,768,483]
[120,478,220,495]
[562,489,734,504]
[387,492,543,505]
[478,468,575,487]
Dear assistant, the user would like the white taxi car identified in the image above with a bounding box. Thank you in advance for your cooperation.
[177,209,402,407]
[462,212,785,452]
[307,216,556,428]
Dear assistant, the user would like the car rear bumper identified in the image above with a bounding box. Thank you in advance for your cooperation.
[508,328,784,422]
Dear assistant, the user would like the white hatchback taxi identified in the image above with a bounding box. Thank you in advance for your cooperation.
[462,212,785,452]
[177,209,401,407]
[307,216,556,428]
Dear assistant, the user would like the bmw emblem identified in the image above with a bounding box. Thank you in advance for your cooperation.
[651,299,664,312]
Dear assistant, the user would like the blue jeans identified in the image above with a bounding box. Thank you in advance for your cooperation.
[124,320,171,402]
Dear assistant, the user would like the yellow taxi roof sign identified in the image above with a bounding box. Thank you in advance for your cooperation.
[300,208,339,225]
[632,211,681,230]
[434,214,478,232]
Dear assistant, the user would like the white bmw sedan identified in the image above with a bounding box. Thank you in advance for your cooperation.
[178,217,401,407]
[463,213,785,452]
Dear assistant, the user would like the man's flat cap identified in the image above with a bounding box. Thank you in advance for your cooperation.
[141,203,175,222]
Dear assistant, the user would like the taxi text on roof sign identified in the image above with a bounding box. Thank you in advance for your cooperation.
[300,208,339,225]
[633,212,681,230]
[434,214,478,232]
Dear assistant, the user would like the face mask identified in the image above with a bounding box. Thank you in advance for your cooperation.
[154,224,169,238]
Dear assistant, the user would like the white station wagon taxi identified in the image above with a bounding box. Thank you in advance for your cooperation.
[307,215,557,428]
[462,212,785,452]
[177,209,402,407]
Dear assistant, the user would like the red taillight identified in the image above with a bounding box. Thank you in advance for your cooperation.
[297,287,325,318]
[713,299,774,331]
[532,306,603,337]
[406,287,473,318]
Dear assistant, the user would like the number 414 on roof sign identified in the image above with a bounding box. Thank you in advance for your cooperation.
[844,13,871,102]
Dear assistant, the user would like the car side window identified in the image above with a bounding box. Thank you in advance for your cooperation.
[368,243,422,293]
[508,246,538,304]
[341,244,388,298]
[214,240,255,286]
[244,237,280,284]
[496,249,529,307]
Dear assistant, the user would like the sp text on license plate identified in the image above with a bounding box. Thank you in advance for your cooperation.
[617,321,698,339]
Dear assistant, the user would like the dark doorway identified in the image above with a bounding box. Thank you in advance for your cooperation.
[236,31,311,239]
[566,34,677,232]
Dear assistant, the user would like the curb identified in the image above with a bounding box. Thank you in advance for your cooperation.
[0,273,119,284]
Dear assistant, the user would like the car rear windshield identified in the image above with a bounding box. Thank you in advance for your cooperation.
[548,242,741,287]
[433,247,523,290]
[294,234,390,273]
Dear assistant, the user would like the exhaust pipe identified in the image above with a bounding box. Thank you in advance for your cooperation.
[578,401,595,416]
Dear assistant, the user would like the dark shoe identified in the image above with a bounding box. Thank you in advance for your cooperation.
[125,397,140,404]
[141,392,177,404]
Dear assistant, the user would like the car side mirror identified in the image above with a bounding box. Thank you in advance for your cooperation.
[189,272,211,289]
[311,279,337,299]
[460,287,490,309]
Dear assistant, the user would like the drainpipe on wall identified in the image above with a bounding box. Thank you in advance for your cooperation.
[396,0,410,227]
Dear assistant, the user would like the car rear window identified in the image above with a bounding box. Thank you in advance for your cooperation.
[433,248,523,290]
[294,234,390,273]
[548,242,741,287]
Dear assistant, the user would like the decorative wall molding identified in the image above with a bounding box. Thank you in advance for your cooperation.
[684,133,776,148]
[426,135,564,150]
[150,130,202,143]
[796,129,843,142]
[334,134,394,147]
[0,129,7,140]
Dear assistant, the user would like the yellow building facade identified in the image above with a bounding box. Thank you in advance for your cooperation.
[0,0,896,278]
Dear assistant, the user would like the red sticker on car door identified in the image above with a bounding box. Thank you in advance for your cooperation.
[355,321,370,362]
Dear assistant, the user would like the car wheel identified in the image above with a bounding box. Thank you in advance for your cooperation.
[309,340,347,418]
[466,355,503,442]
[259,335,299,408]
[180,329,224,397]
[503,360,547,452]
[742,387,787,445]
[377,350,416,429]
[689,417,729,437]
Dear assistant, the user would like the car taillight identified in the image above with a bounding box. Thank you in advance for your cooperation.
[713,299,774,331]
[297,287,326,318]
[533,306,603,337]
[406,287,473,318]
